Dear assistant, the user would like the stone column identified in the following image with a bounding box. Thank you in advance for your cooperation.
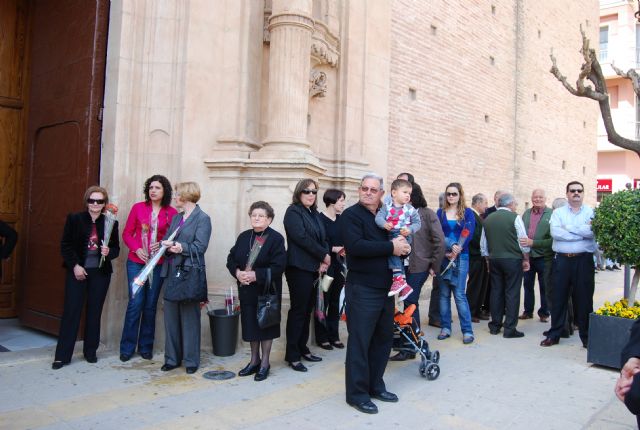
[255,0,316,161]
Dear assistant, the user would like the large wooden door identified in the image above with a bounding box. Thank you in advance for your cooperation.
[0,0,29,318]
[20,0,110,333]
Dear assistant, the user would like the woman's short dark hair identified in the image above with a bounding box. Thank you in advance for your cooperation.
[248,201,275,219]
[397,172,415,184]
[143,175,172,207]
[322,188,346,207]
[291,179,319,210]
[410,183,428,209]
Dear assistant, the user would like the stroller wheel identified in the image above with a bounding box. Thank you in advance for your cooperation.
[419,364,427,377]
[425,363,440,380]
[431,350,440,364]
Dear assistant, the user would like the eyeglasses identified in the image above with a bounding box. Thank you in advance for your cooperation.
[446,192,459,197]
[360,186,380,194]
[568,189,584,194]
[301,189,317,195]
[250,214,268,219]
[87,199,105,205]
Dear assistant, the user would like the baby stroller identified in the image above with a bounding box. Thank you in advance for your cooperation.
[392,304,440,380]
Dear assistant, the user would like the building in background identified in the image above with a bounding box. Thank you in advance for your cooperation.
[598,0,640,202]
[1,0,599,348]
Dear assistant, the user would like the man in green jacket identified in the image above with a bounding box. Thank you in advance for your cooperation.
[518,189,553,322]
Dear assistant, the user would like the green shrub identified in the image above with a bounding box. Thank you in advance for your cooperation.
[592,189,640,266]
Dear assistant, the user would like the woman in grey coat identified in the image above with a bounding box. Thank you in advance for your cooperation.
[159,182,212,374]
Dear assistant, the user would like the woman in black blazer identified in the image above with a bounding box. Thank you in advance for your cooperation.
[52,186,120,369]
[227,201,286,381]
[283,179,330,372]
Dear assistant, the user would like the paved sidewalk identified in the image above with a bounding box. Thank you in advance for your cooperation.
[0,270,636,429]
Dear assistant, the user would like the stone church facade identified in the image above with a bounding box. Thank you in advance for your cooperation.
[97,0,599,347]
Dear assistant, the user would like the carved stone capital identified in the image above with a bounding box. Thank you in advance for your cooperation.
[311,21,339,67]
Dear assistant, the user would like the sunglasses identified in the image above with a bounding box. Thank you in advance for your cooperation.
[87,198,106,205]
[568,189,584,194]
[360,186,380,194]
[446,192,459,197]
[301,189,318,195]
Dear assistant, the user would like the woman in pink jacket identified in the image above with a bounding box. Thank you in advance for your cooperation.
[119,175,177,361]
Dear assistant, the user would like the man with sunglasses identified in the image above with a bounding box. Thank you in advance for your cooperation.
[341,173,411,414]
[541,181,596,348]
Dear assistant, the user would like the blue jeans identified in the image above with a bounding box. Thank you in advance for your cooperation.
[404,270,429,332]
[438,254,473,335]
[120,260,163,356]
[387,229,411,275]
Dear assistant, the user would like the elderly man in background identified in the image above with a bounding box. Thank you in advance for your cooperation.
[519,189,553,323]
[341,173,411,414]
[541,181,595,348]
[466,193,489,323]
[481,193,530,338]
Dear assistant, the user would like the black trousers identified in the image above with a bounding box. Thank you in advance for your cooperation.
[54,268,111,362]
[467,255,488,318]
[428,276,440,323]
[487,258,523,334]
[285,267,318,362]
[547,253,594,344]
[345,283,394,404]
[315,271,344,344]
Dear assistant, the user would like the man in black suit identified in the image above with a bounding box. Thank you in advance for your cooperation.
[482,190,506,220]
[466,193,489,322]
[341,173,411,414]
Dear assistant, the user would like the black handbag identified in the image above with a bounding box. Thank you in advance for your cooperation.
[164,246,208,302]
[257,268,281,329]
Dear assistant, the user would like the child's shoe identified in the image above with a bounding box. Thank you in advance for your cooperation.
[398,285,413,301]
[388,276,405,296]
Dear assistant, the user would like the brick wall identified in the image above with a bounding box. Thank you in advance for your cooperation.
[388,0,600,208]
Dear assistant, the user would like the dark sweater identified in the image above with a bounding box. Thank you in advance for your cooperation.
[468,210,483,258]
[340,203,394,290]
[483,210,521,259]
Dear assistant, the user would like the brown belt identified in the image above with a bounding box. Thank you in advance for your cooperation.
[557,252,586,258]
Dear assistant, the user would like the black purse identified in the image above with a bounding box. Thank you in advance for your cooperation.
[164,246,208,302]
[257,268,281,329]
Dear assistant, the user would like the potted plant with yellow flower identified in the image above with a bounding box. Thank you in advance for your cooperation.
[588,189,640,368]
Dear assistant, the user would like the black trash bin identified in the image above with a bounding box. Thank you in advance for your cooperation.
[208,309,240,357]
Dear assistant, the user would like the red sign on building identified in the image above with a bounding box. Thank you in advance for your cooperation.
[597,179,612,192]
[634,179,640,189]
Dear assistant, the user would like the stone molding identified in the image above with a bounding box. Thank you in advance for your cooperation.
[268,12,314,33]
[309,69,327,98]
[311,20,340,67]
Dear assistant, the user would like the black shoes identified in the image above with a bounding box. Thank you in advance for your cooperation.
[287,361,308,372]
[489,328,501,335]
[254,366,270,381]
[371,391,399,403]
[348,400,378,414]
[85,355,98,363]
[120,354,131,362]
[140,352,152,360]
[389,351,415,361]
[332,341,345,349]
[318,343,334,350]
[302,354,322,362]
[503,330,525,338]
[238,361,261,377]
[161,363,179,371]
[186,367,198,374]
[540,337,560,347]
[51,361,66,370]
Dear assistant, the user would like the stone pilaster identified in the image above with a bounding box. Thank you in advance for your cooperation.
[255,1,316,162]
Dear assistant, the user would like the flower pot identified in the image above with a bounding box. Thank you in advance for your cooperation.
[208,309,240,357]
[587,313,635,369]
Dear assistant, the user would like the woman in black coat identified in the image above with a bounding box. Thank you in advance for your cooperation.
[227,201,286,381]
[283,179,330,372]
[52,186,120,369]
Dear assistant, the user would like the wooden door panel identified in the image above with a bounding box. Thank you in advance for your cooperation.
[20,0,109,333]
[0,0,28,318]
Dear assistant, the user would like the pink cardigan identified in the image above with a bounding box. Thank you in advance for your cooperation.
[122,201,178,264]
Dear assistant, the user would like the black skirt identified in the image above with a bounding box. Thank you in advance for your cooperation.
[240,300,281,342]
